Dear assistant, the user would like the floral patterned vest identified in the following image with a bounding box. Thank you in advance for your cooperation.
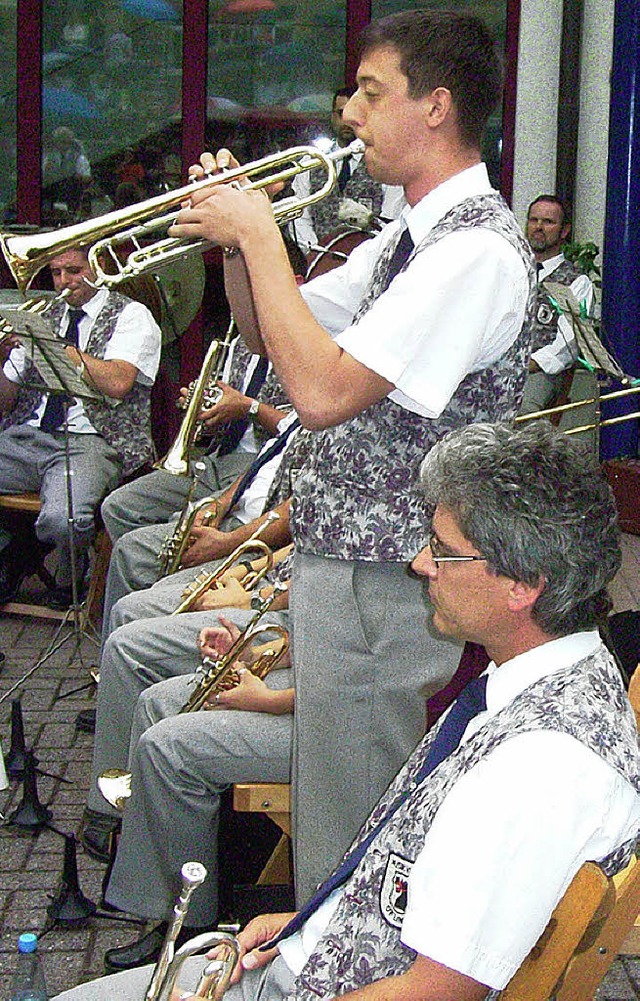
[288,643,639,1000]
[531,257,583,352]
[291,192,537,561]
[1,291,153,477]
[309,155,384,242]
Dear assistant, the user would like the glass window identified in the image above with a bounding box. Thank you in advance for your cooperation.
[206,1,348,162]
[41,0,184,226]
[0,2,18,224]
[370,0,508,187]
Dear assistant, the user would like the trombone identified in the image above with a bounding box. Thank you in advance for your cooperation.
[0,139,365,293]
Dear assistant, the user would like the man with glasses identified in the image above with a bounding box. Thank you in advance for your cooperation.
[55,421,639,1001]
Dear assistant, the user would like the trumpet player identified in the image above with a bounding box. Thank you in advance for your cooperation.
[100,611,293,974]
[80,430,305,862]
[99,412,304,639]
[173,9,536,901]
[0,244,161,608]
[101,332,289,545]
[100,231,306,546]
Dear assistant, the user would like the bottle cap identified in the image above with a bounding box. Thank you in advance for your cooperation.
[18,932,38,953]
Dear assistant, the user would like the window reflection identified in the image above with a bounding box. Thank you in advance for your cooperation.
[206,1,347,163]
[41,0,184,226]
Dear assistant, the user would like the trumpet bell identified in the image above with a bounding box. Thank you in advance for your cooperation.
[97,767,131,812]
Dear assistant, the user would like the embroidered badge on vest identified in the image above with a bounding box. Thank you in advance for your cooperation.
[380,853,412,928]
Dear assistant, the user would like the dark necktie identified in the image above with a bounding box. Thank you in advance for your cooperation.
[337,155,351,193]
[380,227,414,294]
[226,418,300,511]
[536,262,544,281]
[216,355,269,457]
[40,308,84,434]
[267,673,488,948]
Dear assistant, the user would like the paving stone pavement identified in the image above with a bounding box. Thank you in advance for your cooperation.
[0,606,639,998]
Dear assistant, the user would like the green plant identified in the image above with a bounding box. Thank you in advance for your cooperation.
[562,240,601,284]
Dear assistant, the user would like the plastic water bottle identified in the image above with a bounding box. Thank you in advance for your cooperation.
[9,932,48,1000]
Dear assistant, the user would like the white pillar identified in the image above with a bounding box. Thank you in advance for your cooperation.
[511,0,564,227]
[574,0,615,250]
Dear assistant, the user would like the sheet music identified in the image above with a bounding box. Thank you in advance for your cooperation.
[0,305,103,401]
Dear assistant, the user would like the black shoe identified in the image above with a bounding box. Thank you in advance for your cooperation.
[104,921,199,973]
[79,809,121,864]
[104,923,169,972]
[75,708,96,734]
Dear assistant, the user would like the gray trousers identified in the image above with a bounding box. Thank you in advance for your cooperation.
[518,369,565,415]
[88,607,289,815]
[290,552,461,903]
[0,424,121,584]
[52,953,295,1001]
[105,669,293,926]
[101,449,252,543]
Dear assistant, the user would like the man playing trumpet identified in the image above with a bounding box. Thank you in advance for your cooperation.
[0,244,161,607]
[172,8,537,901]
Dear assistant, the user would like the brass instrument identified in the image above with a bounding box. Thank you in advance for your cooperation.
[98,586,289,813]
[0,139,365,293]
[516,384,640,437]
[181,594,290,713]
[144,861,239,1001]
[177,317,237,425]
[159,494,220,577]
[155,337,226,477]
[172,510,280,615]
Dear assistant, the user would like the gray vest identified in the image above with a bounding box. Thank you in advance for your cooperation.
[531,257,582,352]
[1,291,154,476]
[310,157,384,241]
[288,643,639,1000]
[291,192,536,561]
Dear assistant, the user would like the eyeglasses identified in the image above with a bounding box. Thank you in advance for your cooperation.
[406,532,488,579]
[426,531,487,564]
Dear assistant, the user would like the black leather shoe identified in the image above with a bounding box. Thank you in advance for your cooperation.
[104,923,169,972]
[79,809,121,864]
[103,921,200,972]
[75,708,96,733]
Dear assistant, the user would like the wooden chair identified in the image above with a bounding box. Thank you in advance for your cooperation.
[0,491,111,625]
[233,782,291,885]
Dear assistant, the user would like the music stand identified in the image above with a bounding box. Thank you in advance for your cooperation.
[0,305,105,696]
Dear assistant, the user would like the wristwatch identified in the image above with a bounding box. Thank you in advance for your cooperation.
[247,398,260,419]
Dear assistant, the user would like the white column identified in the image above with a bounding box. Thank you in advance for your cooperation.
[574,0,615,249]
[511,0,564,227]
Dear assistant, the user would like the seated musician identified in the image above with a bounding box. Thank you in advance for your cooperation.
[100,232,306,546]
[56,421,640,1001]
[101,585,292,972]
[0,244,161,608]
[80,428,306,862]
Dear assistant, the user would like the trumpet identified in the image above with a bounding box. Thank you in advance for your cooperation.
[0,139,365,292]
[145,861,239,1001]
[177,318,238,428]
[155,336,226,478]
[172,510,280,614]
[181,591,290,713]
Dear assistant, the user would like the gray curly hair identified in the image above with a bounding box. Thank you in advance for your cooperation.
[420,422,621,636]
